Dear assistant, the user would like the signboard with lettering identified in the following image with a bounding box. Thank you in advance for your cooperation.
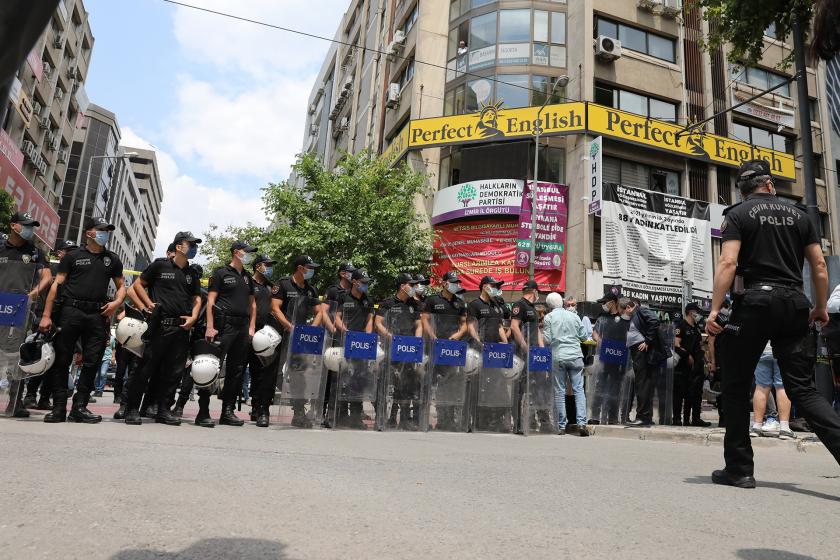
[290,324,326,355]
[431,179,524,224]
[432,339,468,366]
[390,335,424,363]
[588,136,602,214]
[515,181,568,271]
[1,150,60,248]
[344,331,379,360]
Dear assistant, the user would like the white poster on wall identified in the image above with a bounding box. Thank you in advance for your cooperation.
[469,46,496,70]
[600,183,713,310]
[498,43,530,65]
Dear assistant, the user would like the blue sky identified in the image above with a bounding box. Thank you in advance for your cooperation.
[82,0,346,256]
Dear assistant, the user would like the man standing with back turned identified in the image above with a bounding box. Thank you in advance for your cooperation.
[707,159,840,488]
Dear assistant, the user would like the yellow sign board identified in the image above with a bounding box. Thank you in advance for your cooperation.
[587,104,795,180]
[409,102,586,149]
[380,122,410,166]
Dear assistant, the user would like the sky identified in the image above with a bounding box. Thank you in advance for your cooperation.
[82,0,347,258]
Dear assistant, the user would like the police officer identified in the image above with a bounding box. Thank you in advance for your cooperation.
[707,159,840,488]
[322,263,355,425]
[375,273,422,429]
[673,302,710,427]
[325,263,356,302]
[202,240,257,427]
[247,254,283,427]
[467,276,508,430]
[1,212,52,418]
[123,232,202,426]
[413,273,431,307]
[420,271,467,430]
[39,216,125,423]
[274,255,323,427]
[510,280,546,432]
[171,263,207,418]
[334,269,375,428]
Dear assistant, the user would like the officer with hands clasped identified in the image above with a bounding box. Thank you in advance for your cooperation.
[40,216,125,423]
[201,240,257,427]
[247,253,283,427]
[123,232,202,426]
[706,159,840,488]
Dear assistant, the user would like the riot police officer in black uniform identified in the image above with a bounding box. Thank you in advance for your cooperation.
[467,276,509,430]
[1,212,51,418]
[673,302,710,427]
[510,280,546,432]
[123,232,202,426]
[202,240,257,427]
[171,263,207,418]
[40,216,125,423]
[707,159,840,488]
[247,254,283,427]
[413,273,430,307]
[322,263,355,425]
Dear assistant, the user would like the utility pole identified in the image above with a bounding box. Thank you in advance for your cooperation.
[793,14,822,236]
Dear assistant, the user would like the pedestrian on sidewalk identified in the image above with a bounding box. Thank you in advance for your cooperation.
[750,343,795,439]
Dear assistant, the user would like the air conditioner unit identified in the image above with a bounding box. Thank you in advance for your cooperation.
[344,79,353,91]
[55,88,64,101]
[339,116,349,130]
[49,138,60,152]
[308,103,317,115]
[46,131,55,145]
[33,101,43,117]
[53,37,63,49]
[595,35,622,61]
[39,115,50,130]
[661,0,682,17]
[393,30,406,45]
[43,62,52,77]
[58,149,68,164]
[22,140,35,158]
[386,40,404,62]
[66,64,77,79]
[637,0,661,13]
[310,124,319,136]
[386,83,401,108]
[822,238,832,252]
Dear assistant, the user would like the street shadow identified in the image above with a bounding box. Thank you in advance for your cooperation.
[737,549,817,560]
[684,476,840,503]
[110,538,295,560]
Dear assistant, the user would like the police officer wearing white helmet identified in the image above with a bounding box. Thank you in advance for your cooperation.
[122,232,202,426]
[247,253,284,427]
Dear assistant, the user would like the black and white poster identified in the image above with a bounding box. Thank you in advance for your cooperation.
[600,183,712,310]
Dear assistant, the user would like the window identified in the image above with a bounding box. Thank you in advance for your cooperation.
[731,64,791,97]
[595,17,676,63]
[732,121,792,153]
[397,59,415,92]
[470,12,497,49]
[495,74,530,108]
[400,3,418,36]
[532,75,565,105]
[466,78,493,112]
[604,156,680,195]
[499,10,530,43]
[765,22,777,39]
[550,12,566,44]
[534,10,548,43]
[595,84,678,122]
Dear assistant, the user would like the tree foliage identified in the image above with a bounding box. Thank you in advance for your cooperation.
[0,190,14,232]
[203,151,433,300]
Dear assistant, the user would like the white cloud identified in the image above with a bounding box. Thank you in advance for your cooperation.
[121,127,266,261]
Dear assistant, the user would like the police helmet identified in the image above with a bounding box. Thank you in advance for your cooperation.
[18,333,56,376]
[116,317,147,351]
[252,325,282,357]
[503,354,525,379]
[464,348,482,374]
[323,346,346,372]
[191,339,221,389]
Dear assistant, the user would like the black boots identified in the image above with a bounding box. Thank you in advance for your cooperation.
[124,409,142,425]
[43,405,66,423]
[114,403,127,420]
[219,404,244,426]
[194,409,215,428]
[256,406,270,428]
[155,406,182,426]
[68,405,102,424]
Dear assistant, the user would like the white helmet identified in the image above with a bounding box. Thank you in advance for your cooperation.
[323,346,346,372]
[503,355,525,379]
[252,325,282,357]
[545,292,564,310]
[464,348,482,374]
[190,340,221,389]
[18,333,56,377]
[417,354,429,375]
[375,344,386,365]
[666,354,679,369]
[116,317,147,351]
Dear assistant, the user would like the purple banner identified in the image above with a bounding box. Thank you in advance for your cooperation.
[515,182,569,270]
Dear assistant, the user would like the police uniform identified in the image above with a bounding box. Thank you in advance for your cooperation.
[673,314,704,426]
[468,288,507,430]
[47,233,123,422]
[511,288,547,432]
[423,291,467,430]
[377,292,421,429]
[336,285,374,426]
[125,253,201,425]
[247,264,283,424]
[715,160,840,483]
[173,280,208,415]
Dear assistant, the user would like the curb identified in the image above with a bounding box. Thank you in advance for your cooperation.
[589,424,825,452]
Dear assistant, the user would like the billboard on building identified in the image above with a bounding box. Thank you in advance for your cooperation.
[515,181,568,270]
[1,150,59,248]
[431,179,523,224]
[600,183,712,310]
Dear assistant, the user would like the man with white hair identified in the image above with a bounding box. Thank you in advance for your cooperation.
[542,292,590,436]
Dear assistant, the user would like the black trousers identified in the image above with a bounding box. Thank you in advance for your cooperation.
[50,306,110,407]
[25,368,51,400]
[247,348,281,410]
[630,346,655,423]
[720,287,840,477]
[591,365,624,424]
[127,325,190,410]
[217,320,250,406]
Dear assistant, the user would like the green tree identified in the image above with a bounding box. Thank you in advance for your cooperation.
[0,190,14,232]
[200,222,263,276]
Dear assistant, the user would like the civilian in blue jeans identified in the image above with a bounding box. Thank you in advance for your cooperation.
[542,293,590,436]
[94,332,116,398]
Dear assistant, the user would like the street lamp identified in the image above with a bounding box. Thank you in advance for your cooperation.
[76,152,138,245]
[529,75,569,280]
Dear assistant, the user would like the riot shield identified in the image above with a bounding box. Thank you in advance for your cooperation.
[274,297,331,429]
[520,341,556,435]
[329,329,380,430]
[0,262,39,417]
[377,307,425,431]
[422,314,469,432]
[651,322,675,426]
[587,315,633,425]
[469,312,517,433]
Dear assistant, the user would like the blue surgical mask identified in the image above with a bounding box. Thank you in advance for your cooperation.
[240,252,254,265]
[303,268,315,280]
[94,231,110,246]
[415,285,426,296]
[18,226,35,240]
[186,245,198,259]
[357,283,368,294]
[263,266,273,277]
[446,282,461,294]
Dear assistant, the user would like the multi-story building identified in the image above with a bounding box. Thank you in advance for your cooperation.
[123,147,163,269]
[1,0,93,249]
[301,0,840,298]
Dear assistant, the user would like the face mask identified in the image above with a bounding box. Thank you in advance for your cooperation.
[263,266,273,277]
[455,292,465,300]
[602,304,611,312]
[303,268,315,280]
[415,285,426,296]
[446,282,461,294]
[357,283,368,294]
[405,286,415,298]
[691,312,701,322]
[491,287,502,298]
[240,252,254,265]
[185,245,198,259]
[94,231,110,246]
[18,226,35,240]
[621,313,631,320]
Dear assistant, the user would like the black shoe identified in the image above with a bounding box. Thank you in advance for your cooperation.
[291,414,313,428]
[256,409,270,428]
[124,409,142,425]
[195,412,215,428]
[44,406,67,423]
[142,404,158,418]
[113,394,122,405]
[250,409,259,422]
[22,394,37,408]
[587,419,600,425]
[556,428,566,435]
[68,406,102,424]
[626,419,652,427]
[788,418,810,432]
[35,397,51,410]
[14,407,30,418]
[578,425,590,437]
[691,419,712,427]
[155,409,182,426]
[172,405,184,418]
[671,419,683,426]
[93,391,103,398]
[113,403,127,420]
[219,406,244,426]
[711,469,756,489]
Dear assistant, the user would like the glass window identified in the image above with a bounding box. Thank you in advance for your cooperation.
[648,33,675,63]
[733,122,750,143]
[470,12,497,49]
[597,18,617,39]
[466,78,493,112]
[767,71,790,97]
[649,98,676,122]
[534,11,548,43]
[621,160,650,190]
[532,75,564,106]
[594,85,615,107]
[444,90,454,115]
[471,0,494,8]
[619,24,646,52]
[499,10,531,43]
[439,156,451,189]
[619,89,646,116]
[751,127,773,149]
[746,66,767,89]
[496,74,530,108]
[449,0,459,21]
[454,85,465,115]
[550,12,566,44]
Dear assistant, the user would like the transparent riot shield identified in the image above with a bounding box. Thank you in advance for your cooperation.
[274,297,332,428]
[470,312,518,433]
[422,314,469,432]
[0,262,39,417]
[377,307,424,431]
[651,322,675,426]
[329,329,380,430]
[587,315,633,426]
[521,342,556,435]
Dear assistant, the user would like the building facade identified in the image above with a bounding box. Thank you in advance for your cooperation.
[302,0,839,299]
[124,147,163,269]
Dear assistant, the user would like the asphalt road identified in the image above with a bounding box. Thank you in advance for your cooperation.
[1,414,838,560]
